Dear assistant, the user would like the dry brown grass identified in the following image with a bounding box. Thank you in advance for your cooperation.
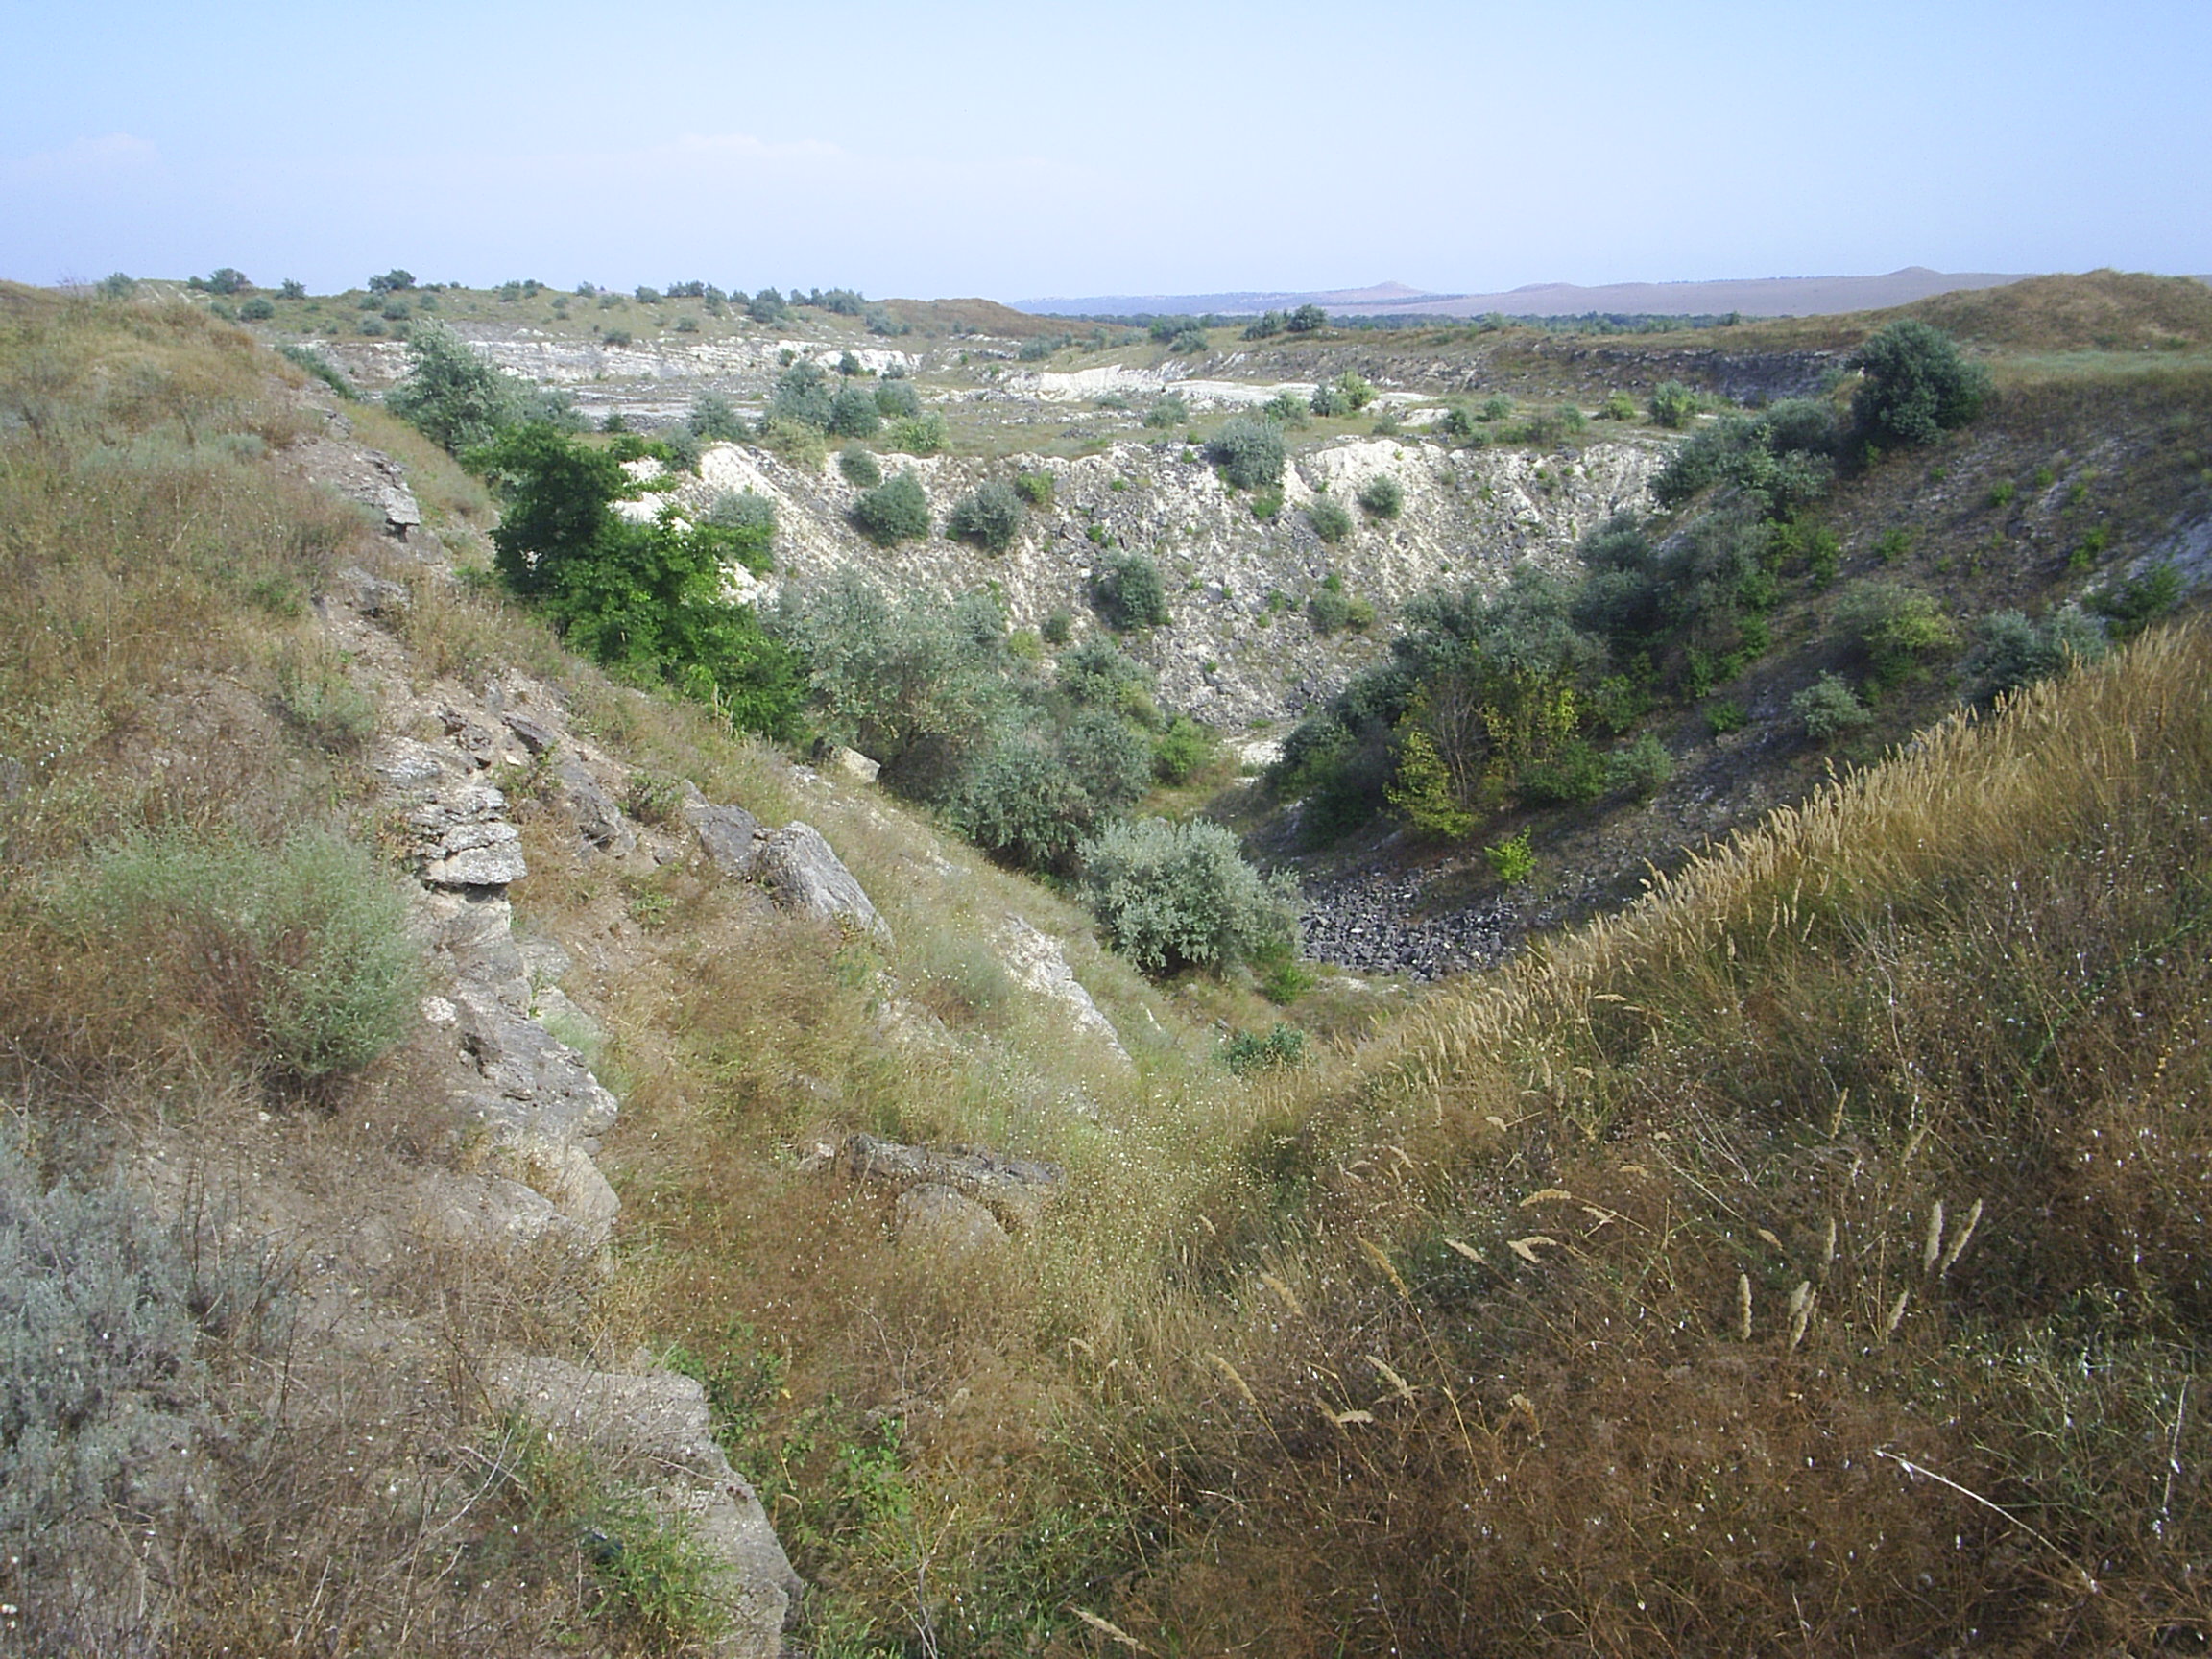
[1054,622,2212,1652]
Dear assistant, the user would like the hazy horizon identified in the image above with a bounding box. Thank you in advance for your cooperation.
[6,0,2207,300]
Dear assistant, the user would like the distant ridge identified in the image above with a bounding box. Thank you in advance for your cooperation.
[1017,268,2039,320]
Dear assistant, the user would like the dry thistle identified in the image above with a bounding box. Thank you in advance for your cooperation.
[1204,1351,1260,1409]
[1358,1236,1411,1298]
[1938,1198,1983,1276]
[1506,1391,1542,1433]
[1071,1607,1151,1653]
[1366,1355,1415,1402]
[1737,1272,1754,1340]
[1788,1281,1815,1351]
[1922,1199,1947,1274]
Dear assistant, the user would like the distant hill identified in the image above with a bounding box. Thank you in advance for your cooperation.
[1018,267,2040,320]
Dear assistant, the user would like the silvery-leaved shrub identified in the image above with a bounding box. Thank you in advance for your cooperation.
[1079,816,1296,975]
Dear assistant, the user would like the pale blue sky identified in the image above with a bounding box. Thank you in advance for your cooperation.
[4,0,2206,300]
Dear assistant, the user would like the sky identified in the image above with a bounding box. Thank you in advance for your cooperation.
[4,0,2208,301]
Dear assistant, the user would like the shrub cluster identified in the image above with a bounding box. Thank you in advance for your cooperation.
[1078,816,1297,974]
[946,478,1024,552]
[1092,551,1170,630]
[852,471,931,544]
[1208,416,1286,490]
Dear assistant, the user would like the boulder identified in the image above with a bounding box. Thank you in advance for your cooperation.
[753,823,887,939]
[554,757,634,854]
[998,916,1127,1063]
[840,1133,1060,1232]
[408,781,527,888]
[830,746,881,783]
[453,990,622,1239]
[685,797,765,876]
[894,1183,1009,1253]
[490,1356,802,1658]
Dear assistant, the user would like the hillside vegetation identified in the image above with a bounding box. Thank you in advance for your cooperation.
[7,271,2212,1656]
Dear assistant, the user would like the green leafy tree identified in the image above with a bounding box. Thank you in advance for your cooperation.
[389,322,531,453]
[478,427,799,734]
[1286,303,1327,332]
[1849,319,1991,449]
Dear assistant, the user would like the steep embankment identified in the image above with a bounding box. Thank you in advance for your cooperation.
[656,434,1662,729]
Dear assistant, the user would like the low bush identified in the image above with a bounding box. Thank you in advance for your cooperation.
[1093,551,1169,630]
[1649,380,1698,428]
[1836,579,1960,684]
[828,383,881,438]
[703,489,777,572]
[768,361,834,430]
[853,472,932,544]
[1014,469,1054,508]
[2090,563,2183,638]
[946,479,1024,552]
[71,829,421,1083]
[273,641,377,749]
[0,1130,271,1652]
[1224,1022,1307,1075]
[1965,605,2108,703]
[888,412,947,455]
[1484,829,1535,883]
[874,378,922,420]
[687,393,747,442]
[1142,394,1190,430]
[1152,715,1215,783]
[1078,816,1297,975]
[1792,672,1873,740]
[838,446,881,487]
[757,417,826,469]
[1307,496,1353,543]
[1358,474,1403,517]
[1208,416,1286,489]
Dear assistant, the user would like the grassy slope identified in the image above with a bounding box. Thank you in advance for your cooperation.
[1094,622,2212,1652]
[14,275,2212,1655]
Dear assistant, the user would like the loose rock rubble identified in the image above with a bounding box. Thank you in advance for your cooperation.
[1299,869,1514,980]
